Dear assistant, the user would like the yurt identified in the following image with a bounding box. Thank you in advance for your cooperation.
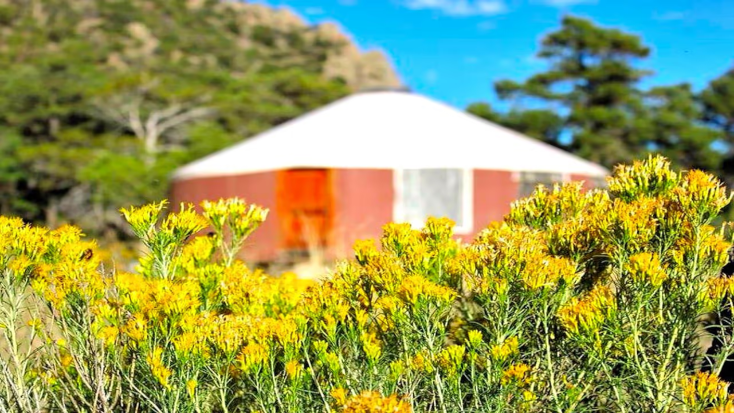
[171,89,608,263]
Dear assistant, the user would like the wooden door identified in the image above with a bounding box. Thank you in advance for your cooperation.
[276,169,334,251]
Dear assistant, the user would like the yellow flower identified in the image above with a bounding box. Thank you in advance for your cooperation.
[361,332,382,363]
[674,169,731,221]
[409,351,434,373]
[123,316,148,343]
[201,199,229,230]
[501,363,532,387]
[312,340,328,355]
[604,197,662,253]
[339,390,412,413]
[353,239,380,264]
[702,277,734,308]
[285,360,304,381]
[704,395,734,413]
[354,309,369,329]
[186,379,197,399]
[8,255,33,275]
[397,275,456,305]
[322,352,341,373]
[607,154,678,201]
[558,284,615,335]
[96,326,118,347]
[178,235,216,271]
[626,252,668,287]
[160,204,208,242]
[146,347,172,390]
[238,343,269,373]
[681,372,729,408]
[521,255,578,290]
[467,330,483,349]
[230,201,269,240]
[26,318,42,330]
[120,201,167,238]
[491,336,519,361]
[330,387,348,406]
[173,332,206,356]
[438,345,465,376]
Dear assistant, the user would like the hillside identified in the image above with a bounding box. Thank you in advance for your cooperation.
[0,0,400,234]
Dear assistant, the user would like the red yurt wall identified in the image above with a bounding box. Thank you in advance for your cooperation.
[331,169,394,257]
[331,169,521,252]
[472,170,518,233]
[171,169,602,264]
[170,171,280,262]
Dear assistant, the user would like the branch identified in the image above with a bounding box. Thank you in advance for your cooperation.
[155,106,213,136]
[127,102,145,141]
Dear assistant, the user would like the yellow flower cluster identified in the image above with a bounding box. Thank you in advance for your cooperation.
[0,218,108,310]
[361,332,383,363]
[120,201,167,239]
[607,155,678,201]
[626,252,668,287]
[335,390,412,413]
[4,155,734,412]
[501,363,533,387]
[521,255,578,290]
[203,198,268,238]
[237,342,269,373]
[146,347,172,389]
[604,196,661,253]
[702,276,734,307]
[557,285,616,335]
[398,275,456,305]
[681,372,729,408]
[705,396,734,413]
[675,169,731,223]
[491,336,519,362]
[438,345,465,376]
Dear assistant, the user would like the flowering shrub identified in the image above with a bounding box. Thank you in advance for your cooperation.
[3,155,734,412]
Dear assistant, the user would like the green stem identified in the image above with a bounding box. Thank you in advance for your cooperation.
[434,371,448,413]
[304,350,331,413]
[542,302,563,413]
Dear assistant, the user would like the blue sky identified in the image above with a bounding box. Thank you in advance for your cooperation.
[253,0,734,111]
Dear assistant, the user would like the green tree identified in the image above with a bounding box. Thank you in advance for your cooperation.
[701,68,734,141]
[640,84,722,172]
[491,15,651,167]
[0,0,350,235]
[701,68,734,186]
[0,129,25,215]
[468,102,565,147]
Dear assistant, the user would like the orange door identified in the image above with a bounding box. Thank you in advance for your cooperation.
[276,169,334,251]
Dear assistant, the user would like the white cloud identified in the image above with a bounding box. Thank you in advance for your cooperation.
[654,11,686,21]
[539,0,597,7]
[304,6,325,15]
[403,0,507,16]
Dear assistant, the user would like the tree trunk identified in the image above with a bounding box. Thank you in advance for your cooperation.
[45,198,59,229]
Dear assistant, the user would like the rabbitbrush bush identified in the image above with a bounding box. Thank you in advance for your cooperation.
[4,155,734,412]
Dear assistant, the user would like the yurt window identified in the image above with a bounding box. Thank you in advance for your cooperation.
[518,172,564,198]
[395,168,472,233]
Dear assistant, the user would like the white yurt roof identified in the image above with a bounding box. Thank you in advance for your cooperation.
[173,90,608,180]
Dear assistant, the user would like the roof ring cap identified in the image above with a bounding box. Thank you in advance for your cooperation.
[355,85,412,94]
